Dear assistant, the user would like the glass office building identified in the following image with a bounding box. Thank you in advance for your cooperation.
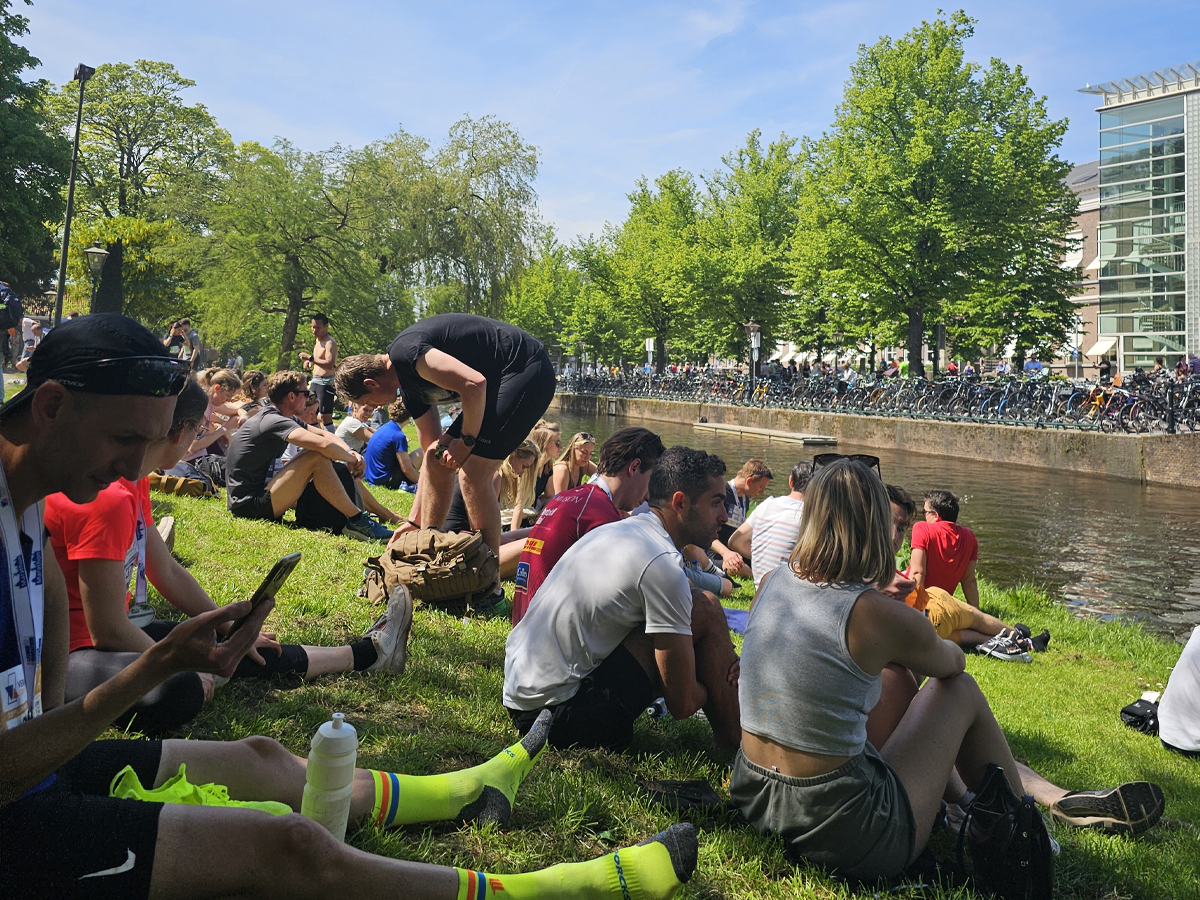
[1082,64,1200,370]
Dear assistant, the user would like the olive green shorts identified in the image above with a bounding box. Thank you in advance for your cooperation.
[729,743,916,881]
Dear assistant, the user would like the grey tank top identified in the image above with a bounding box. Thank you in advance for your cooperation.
[739,567,881,757]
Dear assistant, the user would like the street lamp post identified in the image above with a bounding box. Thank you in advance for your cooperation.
[53,63,96,327]
[744,318,762,399]
[83,242,109,313]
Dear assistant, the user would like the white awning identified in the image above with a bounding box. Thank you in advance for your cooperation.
[1083,255,1101,272]
[1085,337,1117,356]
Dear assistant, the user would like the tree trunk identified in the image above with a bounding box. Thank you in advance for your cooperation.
[906,304,925,378]
[277,289,304,371]
[93,240,124,315]
[655,334,666,374]
[1013,343,1027,373]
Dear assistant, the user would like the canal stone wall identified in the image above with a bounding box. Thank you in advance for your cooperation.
[548,393,1200,489]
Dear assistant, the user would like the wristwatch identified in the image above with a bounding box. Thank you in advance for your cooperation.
[460,433,477,448]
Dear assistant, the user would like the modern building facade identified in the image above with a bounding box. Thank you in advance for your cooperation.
[1082,63,1199,371]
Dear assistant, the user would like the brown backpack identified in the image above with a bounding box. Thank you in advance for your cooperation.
[362,529,498,615]
[148,471,216,498]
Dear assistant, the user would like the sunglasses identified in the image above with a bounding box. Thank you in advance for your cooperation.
[48,356,191,397]
[575,433,596,443]
[812,452,882,477]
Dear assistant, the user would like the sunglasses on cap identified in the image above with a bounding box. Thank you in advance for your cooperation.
[575,433,596,442]
[812,452,882,477]
[42,356,191,397]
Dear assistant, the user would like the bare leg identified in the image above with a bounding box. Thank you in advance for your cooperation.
[415,448,456,529]
[881,673,1024,862]
[149,805,459,900]
[460,455,504,563]
[301,645,355,680]
[356,479,400,524]
[866,663,918,750]
[499,540,524,580]
[688,589,741,751]
[1017,762,1068,805]
[268,453,360,519]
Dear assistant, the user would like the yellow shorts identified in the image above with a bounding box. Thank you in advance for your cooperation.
[924,587,976,639]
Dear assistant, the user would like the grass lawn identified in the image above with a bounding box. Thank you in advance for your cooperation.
[120,479,1199,900]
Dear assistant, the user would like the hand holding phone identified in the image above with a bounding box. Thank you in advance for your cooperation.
[224,552,302,640]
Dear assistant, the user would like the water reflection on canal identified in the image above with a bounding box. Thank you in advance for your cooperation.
[552,410,1200,637]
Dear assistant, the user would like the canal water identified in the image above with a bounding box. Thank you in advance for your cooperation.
[553,410,1200,638]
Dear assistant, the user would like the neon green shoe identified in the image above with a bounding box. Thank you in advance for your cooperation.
[109,763,293,816]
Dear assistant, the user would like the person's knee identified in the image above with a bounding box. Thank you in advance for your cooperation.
[262,813,348,888]
[238,735,303,775]
[690,589,725,634]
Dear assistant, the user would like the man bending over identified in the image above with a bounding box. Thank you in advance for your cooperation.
[0,313,698,900]
[504,446,741,752]
[225,370,392,541]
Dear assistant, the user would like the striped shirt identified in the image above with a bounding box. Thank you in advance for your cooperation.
[747,495,805,590]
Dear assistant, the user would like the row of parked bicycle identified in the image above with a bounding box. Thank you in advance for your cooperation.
[560,372,1200,433]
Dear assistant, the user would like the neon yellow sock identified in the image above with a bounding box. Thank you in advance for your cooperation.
[369,710,551,827]
[453,824,696,900]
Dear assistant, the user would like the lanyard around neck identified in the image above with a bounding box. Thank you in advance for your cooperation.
[0,460,44,726]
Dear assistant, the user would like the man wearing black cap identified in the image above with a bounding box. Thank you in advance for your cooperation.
[0,314,700,900]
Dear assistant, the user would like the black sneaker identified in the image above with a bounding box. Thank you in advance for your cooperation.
[1049,782,1164,835]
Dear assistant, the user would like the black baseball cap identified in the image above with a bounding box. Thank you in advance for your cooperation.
[0,313,190,420]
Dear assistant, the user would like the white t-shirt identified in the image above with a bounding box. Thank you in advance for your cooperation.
[21,318,38,344]
[503,512,693,710]
[747,495,805,589]
[335,416,368,452]
[1160,625,1200,752]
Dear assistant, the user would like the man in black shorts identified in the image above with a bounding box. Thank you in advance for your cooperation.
[0,314,698,900]
[336,314,556,571]
[502,447,742,752]
[225,370,392,541]
[299,312,338,430]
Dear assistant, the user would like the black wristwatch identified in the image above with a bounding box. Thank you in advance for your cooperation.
[460,433,477,448]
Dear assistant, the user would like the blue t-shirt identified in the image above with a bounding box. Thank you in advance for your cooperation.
[363,421,410,485]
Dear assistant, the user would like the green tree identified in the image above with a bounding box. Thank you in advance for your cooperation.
[191,140,406,370]
[66,217,190,321]
[0,0,68,296]
[693,130,804,363]
[579,170,702,371]
[792,11,1077,376]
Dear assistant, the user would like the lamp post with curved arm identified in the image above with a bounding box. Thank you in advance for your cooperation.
[53,63,96,327]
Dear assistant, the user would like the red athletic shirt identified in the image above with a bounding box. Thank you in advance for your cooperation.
[45,478,152,652]
[511,482,620,625]
[908,519,978,594]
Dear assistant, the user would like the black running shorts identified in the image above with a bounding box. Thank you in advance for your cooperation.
[0,740,164,900]
[309,376,336,415]
[468,348,557,460]
[507,643,654,751]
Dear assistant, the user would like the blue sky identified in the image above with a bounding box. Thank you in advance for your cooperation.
[20,1,1200,239]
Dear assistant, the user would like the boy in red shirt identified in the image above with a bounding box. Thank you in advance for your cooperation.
[908,488,980,608]
[512,427,665,625]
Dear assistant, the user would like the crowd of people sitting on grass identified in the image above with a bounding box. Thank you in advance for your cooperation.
[2,310,1196,900]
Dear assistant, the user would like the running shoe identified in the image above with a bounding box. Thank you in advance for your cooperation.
[1049,782,1165,835]
[976,633,1032,663]
[343,512,394,542]
[366,585,414,674]
[473,588,510,619]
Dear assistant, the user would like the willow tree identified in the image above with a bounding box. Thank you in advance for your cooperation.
[792,11,1077,376]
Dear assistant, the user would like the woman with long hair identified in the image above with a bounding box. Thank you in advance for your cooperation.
[548,431,596,497]
[529,425,563,507]
[232,369,269,416]
[731,458,1044,882]
[498,439,539,528]
[185,368,243,460]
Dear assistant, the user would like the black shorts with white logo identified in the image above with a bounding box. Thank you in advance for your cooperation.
[0,740,164,900]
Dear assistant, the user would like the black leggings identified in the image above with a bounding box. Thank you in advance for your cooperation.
[67,620,309,736]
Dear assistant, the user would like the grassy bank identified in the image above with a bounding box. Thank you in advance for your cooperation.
[123,482,1198,900]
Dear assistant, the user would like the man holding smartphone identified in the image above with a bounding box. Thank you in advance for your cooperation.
[0,314,697,900]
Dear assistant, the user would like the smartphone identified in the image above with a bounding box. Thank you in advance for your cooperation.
[224,552,302,639]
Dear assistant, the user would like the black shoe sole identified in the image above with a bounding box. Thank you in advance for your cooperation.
[1050,782,1165,835]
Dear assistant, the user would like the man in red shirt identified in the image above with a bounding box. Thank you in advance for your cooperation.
[908,488,980,608]
[511,427,666,625]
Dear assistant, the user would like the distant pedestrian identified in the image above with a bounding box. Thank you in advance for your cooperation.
[1189,352,1200,376]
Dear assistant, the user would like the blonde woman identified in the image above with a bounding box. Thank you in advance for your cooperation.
[732,457,1041,882]
[185,368,243,460]
[529,426,563,507]
[498,440,539,528]
[548,431,597,497]
[232,369,269,416]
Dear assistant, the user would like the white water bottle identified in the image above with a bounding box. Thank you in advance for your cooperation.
[300,712,358,841]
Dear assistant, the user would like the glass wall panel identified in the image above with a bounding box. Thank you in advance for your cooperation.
[1100,235,1186,258]
[1100,255,1185,277]
[1098,273,1185,295]
[1099,294,1186,314]
[1100,118,1185,145]
[1099,154,1185,184]
[1098,214,1185,239]
[1099,96,1184,129]
[1099,177,1184,201]
[1100,195,1185,220]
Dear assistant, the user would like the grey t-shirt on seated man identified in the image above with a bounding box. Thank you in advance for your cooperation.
[224,406,300,507]
[503,512,693,711]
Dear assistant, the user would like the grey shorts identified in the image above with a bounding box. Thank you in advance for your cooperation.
[729,744,916,881]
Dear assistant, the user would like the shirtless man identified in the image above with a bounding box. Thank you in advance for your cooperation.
[299,313,338,430]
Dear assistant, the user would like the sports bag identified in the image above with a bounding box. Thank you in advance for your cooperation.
[1120,698,1159,735]
[957,763,1054,900]
[362,528,498,615]
[149,470,216,499]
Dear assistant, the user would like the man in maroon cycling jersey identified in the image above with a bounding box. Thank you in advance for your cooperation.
[511,427,665,625]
